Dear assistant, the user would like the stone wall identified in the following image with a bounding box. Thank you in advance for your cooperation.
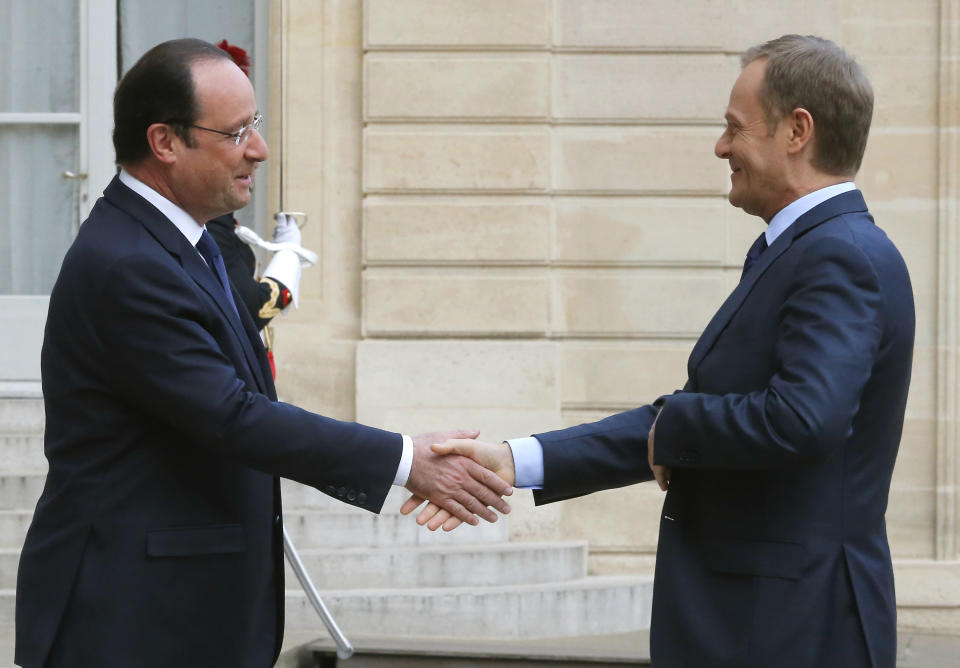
[274,0,959,629]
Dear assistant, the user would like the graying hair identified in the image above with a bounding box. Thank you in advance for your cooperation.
[743,34,873,176]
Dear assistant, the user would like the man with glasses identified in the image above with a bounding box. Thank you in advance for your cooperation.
[14,38,512,668]
[203,41,305,345]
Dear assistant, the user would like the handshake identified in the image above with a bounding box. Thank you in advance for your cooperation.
[401,430,516,533]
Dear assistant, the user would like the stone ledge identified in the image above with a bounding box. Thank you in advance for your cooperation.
[306,631,650,665]
[0,383,42,399]
[285,574,653,636]
[894,559,960,607]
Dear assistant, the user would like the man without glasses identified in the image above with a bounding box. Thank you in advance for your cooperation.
[409,34,914,668]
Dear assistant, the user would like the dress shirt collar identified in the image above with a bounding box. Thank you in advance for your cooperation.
[119,169,205,246]
[765,181,856,246]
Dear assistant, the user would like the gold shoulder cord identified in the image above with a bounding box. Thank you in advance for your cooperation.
[258,277,283,320]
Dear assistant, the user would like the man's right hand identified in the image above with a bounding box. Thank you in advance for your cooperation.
[402,439,515,531]
[403,433,513,528]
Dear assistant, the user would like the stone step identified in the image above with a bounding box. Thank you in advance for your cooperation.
[0,398,44,435]
[0,473,45,511]
[0,551,15,591]
[0,509,508,550]
[2,575,653,642]
[3,575,653,636]
[296,631,652,668]
[0,591,11,625]
[0,474,410,513]
[0,625,13,668]
[283,575,653,637]
[0,435,46,470]
[0,467,510,512]
[0,513,31,550]
[0,470,501,518]
[282,541,586,589]
[282,509,509,549]
[0,478,510,547]
[0,383,42,399]
[299,653,645,668]
[0,467,473,513]
[0,541,586,590]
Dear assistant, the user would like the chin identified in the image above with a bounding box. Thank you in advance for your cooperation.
[228,194,252,211]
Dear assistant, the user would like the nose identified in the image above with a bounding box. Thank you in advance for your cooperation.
[715,130,731,160]
[245,128,268,162]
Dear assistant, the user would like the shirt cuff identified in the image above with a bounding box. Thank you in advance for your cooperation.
[393,434,414,486]
[506,436,544,489]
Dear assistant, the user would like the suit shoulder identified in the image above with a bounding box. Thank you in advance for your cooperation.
[54,203,181,306]
[70,200,174,266]
[789,209,914,336]
[797,210,908,276]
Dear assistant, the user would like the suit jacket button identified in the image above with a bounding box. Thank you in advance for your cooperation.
[324,485,336,495]
[357,492,367,504]
[337,487,347,498]
[347,490,357,501]
[274,514,281,525]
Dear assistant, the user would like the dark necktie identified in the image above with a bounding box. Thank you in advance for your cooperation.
[196,229,240,318]
[741,232,768,279]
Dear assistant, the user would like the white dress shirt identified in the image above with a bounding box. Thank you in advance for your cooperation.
[508,182,857,488]
[119,169,204,245]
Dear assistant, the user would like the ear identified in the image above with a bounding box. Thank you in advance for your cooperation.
[144,123,181,165]
[786,108,814,155]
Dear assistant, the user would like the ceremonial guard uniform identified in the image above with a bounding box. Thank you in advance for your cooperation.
[207,213,294,330]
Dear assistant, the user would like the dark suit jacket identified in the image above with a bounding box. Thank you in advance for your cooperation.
[533,191,914,668]
[15,176,401,668]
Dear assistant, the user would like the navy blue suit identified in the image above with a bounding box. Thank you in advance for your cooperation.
[15,176,401,667]
[533,191,914,667]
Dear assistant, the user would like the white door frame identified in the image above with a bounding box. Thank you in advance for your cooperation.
[0,0,271,381]
[0,0,117,381]
[80,0,120,215]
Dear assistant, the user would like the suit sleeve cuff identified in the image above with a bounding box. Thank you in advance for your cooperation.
[393,434,413,486]
[506,436,544,489]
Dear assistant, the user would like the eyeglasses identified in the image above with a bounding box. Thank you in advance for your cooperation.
[183,113,263,146]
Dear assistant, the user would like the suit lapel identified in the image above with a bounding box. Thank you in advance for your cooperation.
[104,176,270,393]
[180,247,270,392]
[234,283,278,399]
[686,190,870,379]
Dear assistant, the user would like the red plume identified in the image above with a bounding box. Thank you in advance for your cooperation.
[217,39,251,77]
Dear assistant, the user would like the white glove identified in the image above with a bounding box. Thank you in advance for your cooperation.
[234,225,318,267]
[273,213,301,246]
[263,250,302,309]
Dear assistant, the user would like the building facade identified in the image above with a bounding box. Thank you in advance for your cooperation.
[273,0,960,631]
[2,0,957,632]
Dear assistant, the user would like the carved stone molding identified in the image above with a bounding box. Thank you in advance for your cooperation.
[936,0,960,560]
